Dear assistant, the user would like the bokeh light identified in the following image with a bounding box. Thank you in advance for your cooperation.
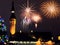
[40,1,60,18]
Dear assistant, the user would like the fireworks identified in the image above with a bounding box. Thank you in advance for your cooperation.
[20,0,60,29]
[31,14,41,23]
[41,1,59,18]
[23,16,31,26]
[31,13,42,28]
[25,7,31,13]
[20,0,35,29]
[31,13,42,23]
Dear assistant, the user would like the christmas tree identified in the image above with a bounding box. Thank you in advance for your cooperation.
[0,16,8,44]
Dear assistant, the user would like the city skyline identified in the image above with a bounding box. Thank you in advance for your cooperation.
[0,0,60,35]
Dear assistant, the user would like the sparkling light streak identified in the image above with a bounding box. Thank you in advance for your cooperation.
[41,1,60,18]
[20,0,34,18]
[20,0,35,29]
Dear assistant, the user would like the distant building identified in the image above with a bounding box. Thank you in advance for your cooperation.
[9,0,16,35]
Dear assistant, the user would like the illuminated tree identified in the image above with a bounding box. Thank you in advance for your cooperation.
[0,16,8,44]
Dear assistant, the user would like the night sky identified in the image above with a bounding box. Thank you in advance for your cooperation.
[0,0,60,35]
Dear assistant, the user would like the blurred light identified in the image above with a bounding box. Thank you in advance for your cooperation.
[22,16,31,29]
[58,36,60,40]
[6,39,8,42]
[0,16,1,18]
[20,30,22,33]
[31,13,42,23]
[35,23,37,28]
[31,42,36,43]
[23,17,31,25]
[31,30,33,33]
[0,23,2,25]
[25,7,31,13]
[46,40,54,45]
[4,42,7,45]
[20,0,34,18]
[0,37,1,40]
[31,13,42,28]
[10,19,16,35]
[32,36,36,39]
[11,11,15,13]
[41,1,59,18]
[32,15,40,23]
[27,41,29,43]
[51,37,53,40]
[20,41,23,43]
[47,40,52,44]
[24,41,26,44]
[2,20,4,22]
[9,41,36,44]
[36,38,42,45]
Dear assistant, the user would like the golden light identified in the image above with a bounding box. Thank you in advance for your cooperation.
[10,25,16,35]
[25,7,31,13]
[20,0,35,19]
[46,40,54,45]
[58,36,60,40]
[41,1,59,18]
[10,19,16,35]
[31,13,42,28]
[31,13,42,23]
[24,7,31,19]
[32,36,36,39]
[36,38,42,45]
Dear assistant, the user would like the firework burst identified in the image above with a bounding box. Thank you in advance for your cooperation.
[40,1,60,18]
[31,13,42,28]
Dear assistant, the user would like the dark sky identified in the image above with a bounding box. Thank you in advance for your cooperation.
[0,0,60,35]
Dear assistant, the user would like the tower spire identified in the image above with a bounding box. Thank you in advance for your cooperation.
[11,0,15,11]
[11,0,15,13]
[9,0,16,35]
[10,0,16,19]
